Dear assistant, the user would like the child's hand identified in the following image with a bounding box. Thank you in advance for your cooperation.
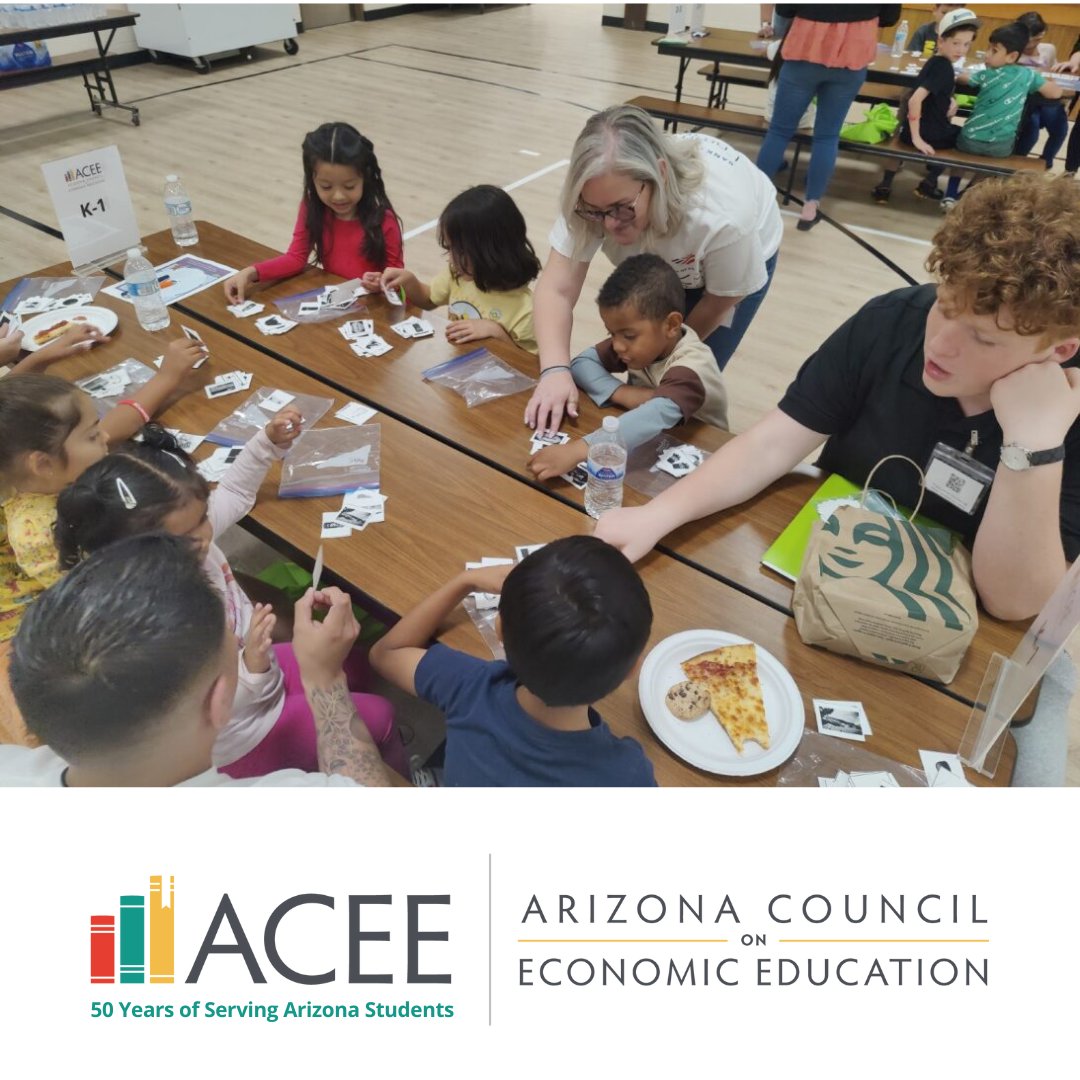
[913,137,935,157]
[947,99,958,119]
[360,271,384,292]
[527,439,588,482]
[159,338,210,394]
[265,406,303,448]
[446,318,499,346]
[38,322,108,362]
[466,563,513,597]
[224,266,259,304]
[242,603,277,675]
[0,322,24,365]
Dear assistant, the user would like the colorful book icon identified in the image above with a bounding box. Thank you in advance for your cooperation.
[90,915,115,984]
[119,895,146,983]
[149,876,175,984]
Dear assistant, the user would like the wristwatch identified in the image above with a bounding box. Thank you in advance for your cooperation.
[999,442,1066,470]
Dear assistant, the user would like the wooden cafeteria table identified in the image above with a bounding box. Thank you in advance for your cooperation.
[5,269,1013,785]
[138,224,1028,709]
[651,26,1080,100]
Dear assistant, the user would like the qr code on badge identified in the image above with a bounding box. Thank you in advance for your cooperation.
[946,473,965,494]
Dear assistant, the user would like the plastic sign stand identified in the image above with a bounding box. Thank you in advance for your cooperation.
[40,145,142,275]
[961,559,1080,776]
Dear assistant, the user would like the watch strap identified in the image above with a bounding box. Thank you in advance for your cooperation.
[1026,444,1066,466]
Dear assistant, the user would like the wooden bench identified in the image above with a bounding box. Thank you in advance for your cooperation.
[627,95,1046,203]
[696,62,906,109]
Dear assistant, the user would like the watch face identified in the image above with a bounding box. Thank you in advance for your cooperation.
[1000,445,1029,470]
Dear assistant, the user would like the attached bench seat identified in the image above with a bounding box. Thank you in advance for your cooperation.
[627,96,1045,190]
[695,62,906,109]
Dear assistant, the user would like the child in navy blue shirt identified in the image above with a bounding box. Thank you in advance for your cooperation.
[370,536,657,787]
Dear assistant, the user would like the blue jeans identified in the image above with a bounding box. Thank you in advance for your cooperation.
[1014,100,1068,165]
[684,251,778,372]
[757,60,867,201]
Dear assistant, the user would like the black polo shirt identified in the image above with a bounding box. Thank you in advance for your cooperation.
[778,284,1080,559]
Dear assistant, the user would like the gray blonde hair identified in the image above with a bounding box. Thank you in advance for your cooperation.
[559,104,706,258]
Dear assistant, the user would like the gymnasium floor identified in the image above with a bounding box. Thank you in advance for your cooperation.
[1,3,1076,783]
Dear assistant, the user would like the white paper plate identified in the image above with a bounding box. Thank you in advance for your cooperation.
[638,629,804,777]
[19,306,118,351]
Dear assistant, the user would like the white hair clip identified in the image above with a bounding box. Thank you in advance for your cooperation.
[116,478,137,510]
[162,450,186,469]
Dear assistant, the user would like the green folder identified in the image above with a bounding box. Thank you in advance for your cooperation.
[761,474,862,583]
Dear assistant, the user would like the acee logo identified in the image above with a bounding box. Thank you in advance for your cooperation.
[186,893,452,986]
[63,162,104,182]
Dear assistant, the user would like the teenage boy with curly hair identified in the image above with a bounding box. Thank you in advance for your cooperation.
[596,173,1080,623]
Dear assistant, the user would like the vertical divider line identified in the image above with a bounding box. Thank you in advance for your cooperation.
[488,852,493,1026]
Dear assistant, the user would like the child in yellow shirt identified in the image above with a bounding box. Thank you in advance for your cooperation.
[364,185,541,354]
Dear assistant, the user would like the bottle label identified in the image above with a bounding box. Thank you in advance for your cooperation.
[588,463,625,482]
[128,279,160,298]
[166,199,192,216]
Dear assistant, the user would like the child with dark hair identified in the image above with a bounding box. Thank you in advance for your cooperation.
[225,122,403,303]
[1014,10,1068,169]
[54,419,406,780]
[956,22,1062,157]
[364,184,541,353]
[370,535,656,787]
[528,253,729,484]
[0,339,205,647]
[871,8,978,204]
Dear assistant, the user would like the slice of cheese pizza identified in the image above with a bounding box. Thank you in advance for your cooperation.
[680,644,770,753]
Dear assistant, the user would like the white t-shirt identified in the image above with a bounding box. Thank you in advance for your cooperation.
[548,133,783,297]
[0,745,359,787]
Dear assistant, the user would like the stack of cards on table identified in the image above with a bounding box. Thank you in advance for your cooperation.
[654,443,706,478]
[390,316,434,339]
[335,401,378,427]
[338,319,373,341]
[813,699,872,742]
[205,370,253,399]
[918,749,971,788]
[818,770,900,789]
[254,314,297,336]
[320,489,387,538]
[12,292,92,316]
[227,300,264,318]
[349,335,392,358]
[528,431,588,489]
[79,367,131,400]
[466,556,514,610]
[197,446,243,482]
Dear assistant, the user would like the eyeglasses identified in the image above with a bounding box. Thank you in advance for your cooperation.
[574,182,647,224]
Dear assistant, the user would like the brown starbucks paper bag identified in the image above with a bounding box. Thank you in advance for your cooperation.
[792,456,978,683]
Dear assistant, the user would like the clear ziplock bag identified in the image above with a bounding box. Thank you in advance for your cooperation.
[75,358,155,414]
[273,284,369,325]
[1,274,106,313]
[205,389,334,448]
[421,347,536,407]
[776,730,926,787]
[625,432,712,499]
[278,424,381,498]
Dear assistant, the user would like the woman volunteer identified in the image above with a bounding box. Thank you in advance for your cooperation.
[525,104,782,435]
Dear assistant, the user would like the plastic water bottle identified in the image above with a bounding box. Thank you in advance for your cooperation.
[123,248,170,332]
[891,19,909,58]
[163,174,198,247]
[585,416,627,520]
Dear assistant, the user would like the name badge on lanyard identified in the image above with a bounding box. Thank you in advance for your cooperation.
[924,433,995,514]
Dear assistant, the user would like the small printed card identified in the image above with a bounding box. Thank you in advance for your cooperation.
[227,300,264,318]
[813,699,872,743]
[335,402,378,426]
[654,443,706,479]
[254,314,297,336]
[390,317,434,339]
[338,319,374,341]
[257,389,296,413]
[349,336,393,358]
